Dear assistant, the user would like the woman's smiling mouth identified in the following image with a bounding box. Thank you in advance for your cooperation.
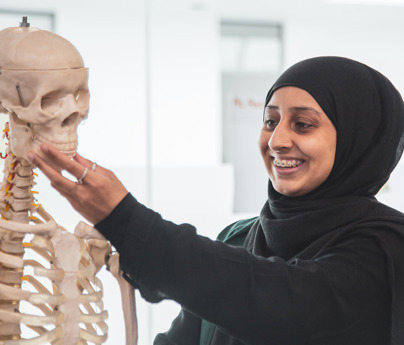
[273,158,304,168]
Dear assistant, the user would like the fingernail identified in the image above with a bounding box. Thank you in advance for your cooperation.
[41,143,49,153]
[27,152,34,162]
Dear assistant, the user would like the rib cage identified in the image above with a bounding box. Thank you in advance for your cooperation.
[0,152,111,345]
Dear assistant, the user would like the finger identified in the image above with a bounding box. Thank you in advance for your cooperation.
[40,143,88,180]
[73,152,94,169]
[28,151,78,193]
[74,153,112,177]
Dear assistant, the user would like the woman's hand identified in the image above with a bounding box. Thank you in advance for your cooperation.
[28,143,128,225]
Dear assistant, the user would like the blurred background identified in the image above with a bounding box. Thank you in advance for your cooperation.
[0,0,404,343]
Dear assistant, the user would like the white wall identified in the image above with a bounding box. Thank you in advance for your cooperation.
[148,0,221,166]
[283,16,404,94]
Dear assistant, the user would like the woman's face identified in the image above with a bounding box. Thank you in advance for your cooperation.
[259,86,337,197]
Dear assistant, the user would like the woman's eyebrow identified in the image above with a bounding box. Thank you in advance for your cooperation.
[265,105,321,116]
[290,106,321,116]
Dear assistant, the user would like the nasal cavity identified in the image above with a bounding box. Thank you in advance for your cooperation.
[62,112,79,127]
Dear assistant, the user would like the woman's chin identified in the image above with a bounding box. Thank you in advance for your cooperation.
[273,183,306,197]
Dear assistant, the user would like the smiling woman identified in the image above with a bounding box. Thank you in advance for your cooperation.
[31,56,404,345]
[260,86,336,196]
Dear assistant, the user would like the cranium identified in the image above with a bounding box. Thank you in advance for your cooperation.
[0,24,89,161]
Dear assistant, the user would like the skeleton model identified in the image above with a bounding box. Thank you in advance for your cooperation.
[0,18,137,345]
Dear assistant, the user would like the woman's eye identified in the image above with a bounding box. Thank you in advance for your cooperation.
[295,122,312,131]
[265,120,278,130]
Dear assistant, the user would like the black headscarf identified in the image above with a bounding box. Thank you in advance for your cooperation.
[245,56,404,343]
[267,56,404,200]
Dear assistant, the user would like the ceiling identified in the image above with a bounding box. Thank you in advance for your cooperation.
[214,0,404,23]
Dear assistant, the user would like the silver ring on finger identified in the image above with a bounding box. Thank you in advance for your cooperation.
[77,168,88,185]
[91,162,97,171]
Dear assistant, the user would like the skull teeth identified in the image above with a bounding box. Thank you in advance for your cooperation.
[33,135,77,156]
[273,159,302,168]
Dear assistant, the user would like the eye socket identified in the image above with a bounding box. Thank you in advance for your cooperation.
[41,91,62,113]
[75,89,89,107]
[41,89,89,114]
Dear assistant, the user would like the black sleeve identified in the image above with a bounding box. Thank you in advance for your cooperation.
[96,193,390,345]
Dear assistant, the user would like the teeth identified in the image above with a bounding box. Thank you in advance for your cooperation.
[273,159,301,168]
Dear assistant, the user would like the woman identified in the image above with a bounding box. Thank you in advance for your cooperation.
[29,56,404,344]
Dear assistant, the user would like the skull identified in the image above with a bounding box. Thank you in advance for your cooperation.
[0,25,89,162]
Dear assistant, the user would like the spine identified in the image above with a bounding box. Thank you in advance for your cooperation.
[0,153,34,342]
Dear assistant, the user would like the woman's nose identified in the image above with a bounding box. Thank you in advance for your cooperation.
[268,122,293,152]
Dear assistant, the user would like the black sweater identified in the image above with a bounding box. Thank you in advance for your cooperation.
[95,193,390,345]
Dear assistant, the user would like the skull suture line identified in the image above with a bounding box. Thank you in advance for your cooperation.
[0,25,89,160]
